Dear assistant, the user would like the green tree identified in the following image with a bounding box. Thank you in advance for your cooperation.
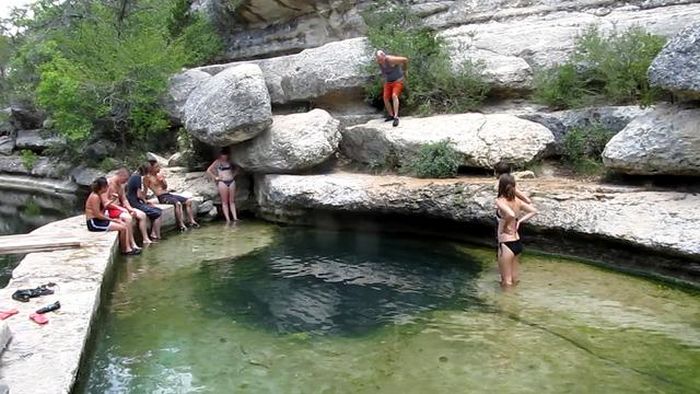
[3,0,224,156]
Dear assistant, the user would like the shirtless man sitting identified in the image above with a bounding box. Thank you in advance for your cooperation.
[144,161,198,231]
[103,168,154,247]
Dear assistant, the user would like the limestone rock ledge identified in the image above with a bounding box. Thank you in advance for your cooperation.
[255,172,700,258]
[0,204,192,393]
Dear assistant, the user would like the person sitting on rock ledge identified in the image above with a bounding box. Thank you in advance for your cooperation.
[85,177,138,255]
[126,163,163,241]
[104,168,149,249]
[206,149,240,224]
[376,50,408,128]
[145,160,199,231]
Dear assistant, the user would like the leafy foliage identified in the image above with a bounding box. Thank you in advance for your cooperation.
[20,149,38,170]
[534,25,666,109]
[407,140,461,178]
[562,123,616,174]
[2,0,224,157]
[363,1,489,115]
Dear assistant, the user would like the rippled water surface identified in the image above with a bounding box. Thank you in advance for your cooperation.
[80,222,700,393]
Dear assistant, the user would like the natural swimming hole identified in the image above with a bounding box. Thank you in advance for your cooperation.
[79,222,700,393]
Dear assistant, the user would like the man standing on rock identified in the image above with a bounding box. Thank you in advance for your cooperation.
[376,50,408,127]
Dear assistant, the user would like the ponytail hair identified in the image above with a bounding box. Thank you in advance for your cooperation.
[91,176,108,194]
[497,173,516,200]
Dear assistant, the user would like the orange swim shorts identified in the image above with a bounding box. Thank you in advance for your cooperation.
[383,80,404,101]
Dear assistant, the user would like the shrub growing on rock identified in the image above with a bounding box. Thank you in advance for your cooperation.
[20,149,38,171]
[534,25,666,109]
[406,140,461,178]
[363,1,489,115]
[563,123,616,174]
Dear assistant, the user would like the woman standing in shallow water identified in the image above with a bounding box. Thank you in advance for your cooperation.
[495,174,538,286]
[206,150,240,224]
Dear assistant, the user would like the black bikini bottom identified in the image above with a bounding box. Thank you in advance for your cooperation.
[500,240,524,256]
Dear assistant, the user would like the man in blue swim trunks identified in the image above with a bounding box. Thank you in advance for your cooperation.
[126,163,163,241]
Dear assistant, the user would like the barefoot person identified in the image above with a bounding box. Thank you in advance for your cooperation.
[145,161,198,231]
[375,50,408,127]
[495,174,538,287]
[206,150,240,223]
[85,177,138,255]
[103,168,150,249]
[126,163,163,241]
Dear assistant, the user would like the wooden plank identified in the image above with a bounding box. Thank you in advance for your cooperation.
[0,234,83,255]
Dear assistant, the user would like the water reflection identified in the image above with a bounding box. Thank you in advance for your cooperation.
[196,230,484,335]
[0,187,80,286]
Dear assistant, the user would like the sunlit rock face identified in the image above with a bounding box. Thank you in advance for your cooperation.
[602,105,700,176]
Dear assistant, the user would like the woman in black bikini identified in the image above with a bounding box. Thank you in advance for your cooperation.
[495,174,538,287]
[206,150,240,223]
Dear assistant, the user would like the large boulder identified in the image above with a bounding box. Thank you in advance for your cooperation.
[342,113,555,169]
[184,64,272,146]
[230,109,341,173]
[648,22,700,98]
[70,166,105,187]
[602,105,700,176]
[197,38,372,105]
[14,130,65,152]
[164,69,211,121]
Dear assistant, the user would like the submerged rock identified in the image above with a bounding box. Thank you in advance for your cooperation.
[602,105,700,176]
[648,22,700,98]
[255,172,700,257]
[342,113,554,169]
[184,64,272,146]
[230,109,341,173]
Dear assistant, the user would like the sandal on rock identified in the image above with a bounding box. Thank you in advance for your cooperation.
[29,313,49,325]
[189,222,200,229]
[12,284,56,302]
[0,308,19,320]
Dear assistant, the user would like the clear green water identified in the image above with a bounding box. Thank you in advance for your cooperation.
[80,222,700,393]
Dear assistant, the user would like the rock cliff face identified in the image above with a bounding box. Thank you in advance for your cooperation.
[194,0,700,65]
[255,172,700,258]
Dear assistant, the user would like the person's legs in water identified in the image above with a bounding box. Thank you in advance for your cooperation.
[133,209,152,244]
[217,181,231,223]
[150,216,162,240]
[173,201,186,231]
[512,254,520,285]
[185,199,198,227]
[228,182,238,221]
[118,212,139,250]
[109,221,132,253]
[498,243,515,286]
[382,83,394,120]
